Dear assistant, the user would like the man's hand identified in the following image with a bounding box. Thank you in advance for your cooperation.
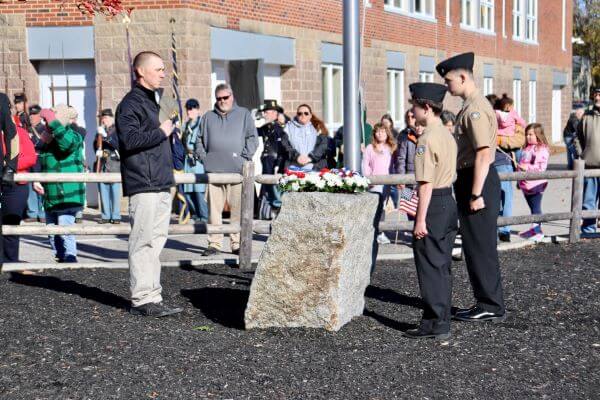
[397,184,405,190]
[160,119,174,137]
[33,182,45,195]
[95,149,104,158]
[40,128,54,144]
[470,197,486,212]
[97,126,107,137]
[413,220,428,240]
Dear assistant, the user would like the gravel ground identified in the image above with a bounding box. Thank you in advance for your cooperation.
[0,241,599,400]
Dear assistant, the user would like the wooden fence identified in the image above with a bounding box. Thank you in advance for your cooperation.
[5,159,598,270]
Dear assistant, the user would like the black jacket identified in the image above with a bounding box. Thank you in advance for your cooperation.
[257,121,294,173]
[0,93,18,176]
[115,84,174,196]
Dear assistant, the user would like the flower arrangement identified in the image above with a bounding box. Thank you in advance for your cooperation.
[279,168,370,194]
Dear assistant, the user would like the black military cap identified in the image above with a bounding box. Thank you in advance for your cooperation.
[409,82,448,104]
[14,92,27,104]
[261,99,284,113]
[100,108,114,117]
[591,85,600,95]
[435,52,475,78]
[28,104,42,115]
[185,98,200,110]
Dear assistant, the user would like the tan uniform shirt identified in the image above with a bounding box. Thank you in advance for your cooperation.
[455,91,497,170]
[414,120,457,188]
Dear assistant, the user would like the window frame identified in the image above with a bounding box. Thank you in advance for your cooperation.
[512,0,538,44]
[387,69,406,129]
[321,63,344,133]
[384,0,437,23]
[460,0,495,34]
[513,78,522,116]
[528,80,537,123]
[419,72,434,83]
[483,77,494,96]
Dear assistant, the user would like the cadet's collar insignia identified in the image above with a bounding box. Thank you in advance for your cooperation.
[416,145,426,156]
[470,111,481,120]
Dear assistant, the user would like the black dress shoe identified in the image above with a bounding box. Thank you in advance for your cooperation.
[201,247,219,257]
[453,306,506,322]
[403,328,450,340]
[498,232,511,242]
[98,219,110,224]
[130,302,183,318]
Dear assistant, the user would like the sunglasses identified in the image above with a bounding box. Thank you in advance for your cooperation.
[297,111,311,116]
[216,95,231,102]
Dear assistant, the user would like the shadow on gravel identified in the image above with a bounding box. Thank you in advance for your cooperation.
[365,285,423,309]
[363,309,416,331]
[181,266,253,282]
[77,242,128,260]
[9,273,129,310]
[181,287,249,329]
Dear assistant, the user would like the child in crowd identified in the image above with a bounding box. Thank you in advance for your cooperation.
[362,123,397,244]
[495,94,526,138]
[518,123,550,242]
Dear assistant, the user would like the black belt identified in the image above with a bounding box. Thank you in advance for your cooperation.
[432,187,452,196]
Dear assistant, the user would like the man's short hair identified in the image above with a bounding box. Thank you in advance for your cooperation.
[133,51,162,78]
[412,98,444,115]
[215,83,233,96]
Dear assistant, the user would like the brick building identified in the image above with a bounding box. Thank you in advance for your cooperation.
[0,0,572,146]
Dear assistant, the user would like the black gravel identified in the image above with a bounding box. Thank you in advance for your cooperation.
[1,242,599,399]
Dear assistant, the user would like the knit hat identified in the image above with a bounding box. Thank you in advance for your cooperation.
[52,104,78,126]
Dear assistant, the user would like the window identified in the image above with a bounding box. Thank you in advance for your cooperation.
[561,0,567,51]
[513,0,537,43]
[502,0,506,37]
[483,77,494,96]
[384,0,436,21]
[513,79,522,116]
[461,0,494,33]
[419,72,434,83]
[322,64,343,132]
[446,0,451,25]
[528,80,537,123]
[387,69,405,128]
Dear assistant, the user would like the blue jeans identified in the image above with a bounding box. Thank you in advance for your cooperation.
[26,183,45,219]
[386,185,399,209]
[565,136,577,170]
[264,184,282,209]
[98,182,121,221]
[524,192,543,233]
[46,207,80,259]
[496,164,513,235]
[185,191,209,222]
[582,177,600,234]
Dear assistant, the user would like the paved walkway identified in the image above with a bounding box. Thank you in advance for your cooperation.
[8,154,577,270]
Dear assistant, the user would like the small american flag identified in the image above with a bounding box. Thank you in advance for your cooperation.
[398,188,419,217]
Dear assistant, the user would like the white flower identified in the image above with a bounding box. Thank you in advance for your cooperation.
[291,182,300,191]
[315,180,326,189]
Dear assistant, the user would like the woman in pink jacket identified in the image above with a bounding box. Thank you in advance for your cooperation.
[362,123,397,244]
[518,123,550,241]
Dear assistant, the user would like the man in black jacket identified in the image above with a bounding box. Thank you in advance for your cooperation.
[1,92,19,270]
[115,51,181,317]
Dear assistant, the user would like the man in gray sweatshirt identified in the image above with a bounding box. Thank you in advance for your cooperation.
[195,83,258,256]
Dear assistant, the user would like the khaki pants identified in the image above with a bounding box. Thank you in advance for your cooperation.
[207,183,242,251]
[128,191,171,307]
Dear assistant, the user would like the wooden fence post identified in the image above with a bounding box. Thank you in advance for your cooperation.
[239,161,255,270]
[569,159,585,243]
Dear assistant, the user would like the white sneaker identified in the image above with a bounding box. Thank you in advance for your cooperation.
[377,232,391,244]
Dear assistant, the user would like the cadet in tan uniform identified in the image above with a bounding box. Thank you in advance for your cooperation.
[436,52,506,322]
[403,82,458,340]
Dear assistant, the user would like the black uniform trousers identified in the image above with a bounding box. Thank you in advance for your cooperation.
[1,183,28,262]
[413,187,458,333]
[454,165,505,315]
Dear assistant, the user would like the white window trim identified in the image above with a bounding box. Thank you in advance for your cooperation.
[419,72,435,83]
[460,0,496,35]
[322,64,344,132]
[502,0,506,38]
[446,0,452,26]
[483,77,494,96]
[387,69,405,129]
[512,0,538,45]
[513,79,522,116]
[528,80,537,123]
[384,0,437,23]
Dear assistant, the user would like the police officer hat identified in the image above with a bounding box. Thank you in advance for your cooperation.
[99,108,114,117]
[435,52,475,78]
[14,92,27,104]
[409,83,448,104]
[260,99,284,114]
[185,98,200,110]
[590,85,600,96]
[28,104,42,115]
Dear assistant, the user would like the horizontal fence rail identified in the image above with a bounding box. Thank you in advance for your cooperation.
[4,160,599,270]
